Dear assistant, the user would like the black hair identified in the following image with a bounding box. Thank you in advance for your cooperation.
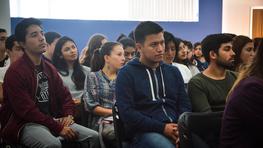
[223,33,237,39]
[194,42,201,49]
[134,21,163,44]
[52,36,85,90]
[5,35,16,50]
[44,32,61,45]
[83,34,107,67]
[201,34,232,63]
[173,37,183,60]
[119,37,135,50]
[232,35,253,69]
[15,18,42,43]
[164,31,176,51]
[116,33,127,42]
[173,37,190,65]
[91,42,121,72]
[128,30,135,41]
[0,28,7,33]
[184,40,193,50]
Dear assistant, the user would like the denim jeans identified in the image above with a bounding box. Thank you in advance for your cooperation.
[130,132,175,148]
[20,123,99,148]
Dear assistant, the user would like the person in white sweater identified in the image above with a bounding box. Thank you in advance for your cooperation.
[163,31,193,84]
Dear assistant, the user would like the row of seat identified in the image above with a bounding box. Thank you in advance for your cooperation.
[112,103,223,148]
[0,102,222,148]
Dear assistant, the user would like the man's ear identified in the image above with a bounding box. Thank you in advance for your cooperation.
[136,43,142,53]
[209,50,217,61]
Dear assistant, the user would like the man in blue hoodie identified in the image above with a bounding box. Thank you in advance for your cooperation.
[116,21,191,148]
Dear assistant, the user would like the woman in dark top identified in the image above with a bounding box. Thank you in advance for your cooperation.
[220,37,263,148]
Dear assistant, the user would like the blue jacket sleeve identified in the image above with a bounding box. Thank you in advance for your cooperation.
[116,69,165,134]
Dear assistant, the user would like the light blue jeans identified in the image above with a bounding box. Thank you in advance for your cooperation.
[130,132,175,148]
[20,123,99,148]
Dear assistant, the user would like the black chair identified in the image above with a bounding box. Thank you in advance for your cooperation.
[112,103,130,148]
[178,111,223,148]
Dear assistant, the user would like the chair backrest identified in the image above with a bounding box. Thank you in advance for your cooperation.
[178,111,223,148]
[112,102,128,148]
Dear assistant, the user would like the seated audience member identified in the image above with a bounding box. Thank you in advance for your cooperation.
[184,40,194,63]
[193,42,208,71]
[232,35,255,72]
[174,37,200,76]
[116,33,127,42]
[79,33,107,67]
[0,18,99,148]
[220,38,263,148]
[52,36,90,122]
[163,31,192,85]
[0,35,23,104]
[188,34,237,112]
[119,37,136,64]
[173,37,187,65]
[224,33,237,39]
[83,42,125,148]
[184,41,200,76]
[0,28,9,67]
[43,31,61,62]
[116,21,191,148]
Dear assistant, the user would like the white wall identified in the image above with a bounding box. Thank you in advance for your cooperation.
[0,0,11,35]
[222,0,263,37]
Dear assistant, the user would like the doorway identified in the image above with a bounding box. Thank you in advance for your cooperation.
[250,7,263,39]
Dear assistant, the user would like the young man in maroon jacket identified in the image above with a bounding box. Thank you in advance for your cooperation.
[0,18,99,148]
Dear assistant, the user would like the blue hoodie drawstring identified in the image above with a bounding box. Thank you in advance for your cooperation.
[146,67,166,100]
[146,68,156,101]
[146,67,173,122]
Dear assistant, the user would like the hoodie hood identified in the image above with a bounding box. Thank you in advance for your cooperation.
[116,57,192,138]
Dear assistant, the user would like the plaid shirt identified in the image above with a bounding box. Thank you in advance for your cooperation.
[84,70,116,111]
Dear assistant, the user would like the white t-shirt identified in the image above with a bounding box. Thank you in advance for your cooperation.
[0,65,9,83]
[172,62,193,84]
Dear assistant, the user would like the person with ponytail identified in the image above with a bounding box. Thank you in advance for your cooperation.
[83,42,125,148]
[220,38,263,147]
[79,33,107,67]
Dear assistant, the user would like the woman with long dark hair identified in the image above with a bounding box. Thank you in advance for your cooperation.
[220,37,263,147]
[52,36,90,104]
[232,35,255,72]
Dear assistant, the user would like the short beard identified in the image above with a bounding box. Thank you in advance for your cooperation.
[216,58,234,70]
